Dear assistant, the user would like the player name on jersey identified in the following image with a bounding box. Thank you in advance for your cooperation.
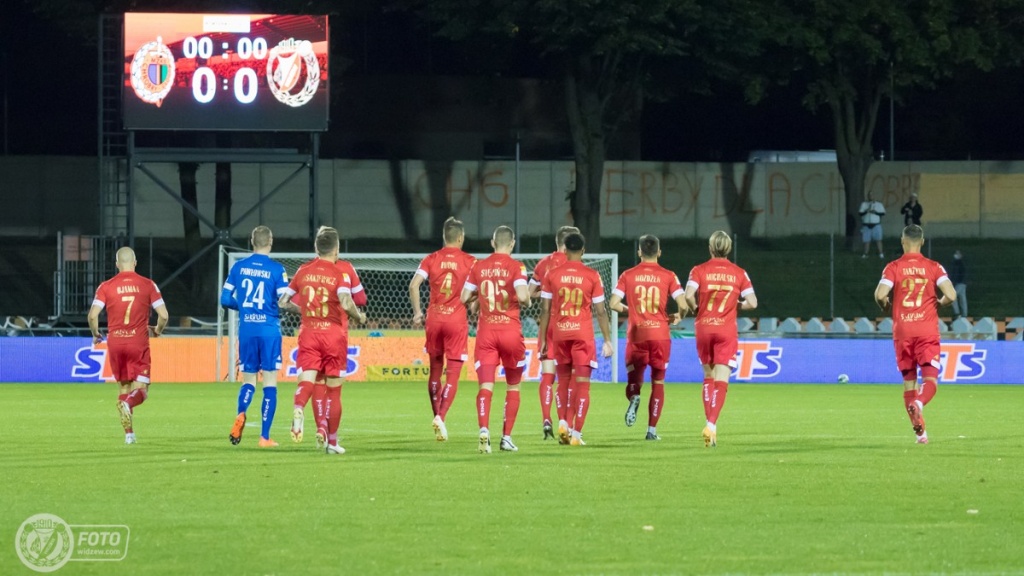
[240,268,272,279]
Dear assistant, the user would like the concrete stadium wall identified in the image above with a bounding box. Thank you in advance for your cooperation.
[2,157,1022,239]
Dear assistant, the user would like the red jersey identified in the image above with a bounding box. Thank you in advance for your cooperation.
[415,247,476,325]
[529,251,566,289]
[286,258,353,332]
[880,253,950,339]
[540,260,605,342]
[336,260,367,307]
[687,258,754,334]
[93,271,164,345]
[464,253,529,333]
[613,262,684,342]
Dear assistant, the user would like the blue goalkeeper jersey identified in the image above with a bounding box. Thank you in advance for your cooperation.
[221,254,290,334]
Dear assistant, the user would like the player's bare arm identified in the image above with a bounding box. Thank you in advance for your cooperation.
[515,284,531,307]
[683,286,699,315]
[595,303,614,358]
[936,278,957,307]
[739,292,758,311]
[608,293,627,315]
[339,292,367,325]
[277,294,301,315]
[87,303,104,343]
[537,298,551,356]
[409,274,425,325]
[670,294,689,324]
[874,284,892,311]
[149,303,169,337]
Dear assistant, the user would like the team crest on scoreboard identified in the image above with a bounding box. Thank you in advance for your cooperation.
[731,340,783,380]
[129,37,175,107]
[266,38,320,108]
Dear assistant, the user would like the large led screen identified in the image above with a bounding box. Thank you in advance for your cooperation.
[123,13,329,131]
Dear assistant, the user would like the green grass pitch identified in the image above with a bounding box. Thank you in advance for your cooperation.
[2,382,1022,574]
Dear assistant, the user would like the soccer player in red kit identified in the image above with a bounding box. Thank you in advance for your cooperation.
[461,225,532,453]
[409,217,477,442]
[527,225,579,439]
[874,225,956,444]
[279,227,366,455]
[87,247,169,444]
[684,231,757,448]
[290,252,368,443]
[538,233,614,446]
[608,234,687,441]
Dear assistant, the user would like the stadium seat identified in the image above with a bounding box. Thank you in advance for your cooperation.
[737,317,755,332]
[972,317,996,340]
[854,318,876,333]
[758,317,778,332]
[1014,331,1023,341]
[950,317,974,339]
[876,318,893,333]
[804,318,826,332]
[1006,317,1024,330]
[676,317,696,332]
[829,317,851,333]
[779,317,802,333]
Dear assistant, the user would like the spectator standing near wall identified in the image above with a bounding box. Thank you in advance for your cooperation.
[859,191,886,259]
[901,193,923,226]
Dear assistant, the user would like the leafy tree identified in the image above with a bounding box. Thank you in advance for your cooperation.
[415,0,697,250]
[758,0,1024,238]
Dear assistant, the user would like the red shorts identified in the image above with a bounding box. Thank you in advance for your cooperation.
[695,330,738,368]
[894,335,941,373]
[474,330,526,370]
[297,329,348,378]
[626,340,672,372]
[424,322,468,361]
[108,341,152,384]
[552,338,597,369]
[537,323,556,361]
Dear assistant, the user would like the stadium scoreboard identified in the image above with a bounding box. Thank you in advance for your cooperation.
[123,13,329,131]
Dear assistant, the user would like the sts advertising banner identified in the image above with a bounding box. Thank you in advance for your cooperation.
[0,336,1018,385]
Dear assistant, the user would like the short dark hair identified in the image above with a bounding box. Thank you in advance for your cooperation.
[902,224,924,242]
[639,234,660,258]
[555,226,580,249]
[315,227,339,256]
[492,225,514,248]
[443,217,464,244]
[563,232,585,253]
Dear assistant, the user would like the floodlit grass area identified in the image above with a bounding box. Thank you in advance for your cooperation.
[2,381,1022,574]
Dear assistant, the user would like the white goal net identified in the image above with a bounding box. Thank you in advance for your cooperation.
[217,249,619,383]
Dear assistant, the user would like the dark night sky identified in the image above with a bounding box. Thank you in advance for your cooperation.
[3,1,1023,161]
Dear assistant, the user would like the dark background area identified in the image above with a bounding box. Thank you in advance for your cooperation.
[2,1,1023,160]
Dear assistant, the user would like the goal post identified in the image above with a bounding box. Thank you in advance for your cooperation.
[217,248,619,383]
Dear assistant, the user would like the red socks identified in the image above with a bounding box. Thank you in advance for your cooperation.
[702,378,713,420]
[625,376,642,400]
[477,388,493,429]
[572,381,592,432]
[708,380,728,424]
[312,383,327,432]
[438,360,462,419]
[649,383,664,427]
[503,390,520,436]
[555,364,573,422]
[919,380,937,406]
[325,385,342,444]
[538,372,555,423]
[294,380,314,409]
[125,387,147,409]
[903,389,918,410]
[428,356,444,415]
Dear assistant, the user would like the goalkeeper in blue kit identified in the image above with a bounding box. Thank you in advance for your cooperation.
[221,226,291,447]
